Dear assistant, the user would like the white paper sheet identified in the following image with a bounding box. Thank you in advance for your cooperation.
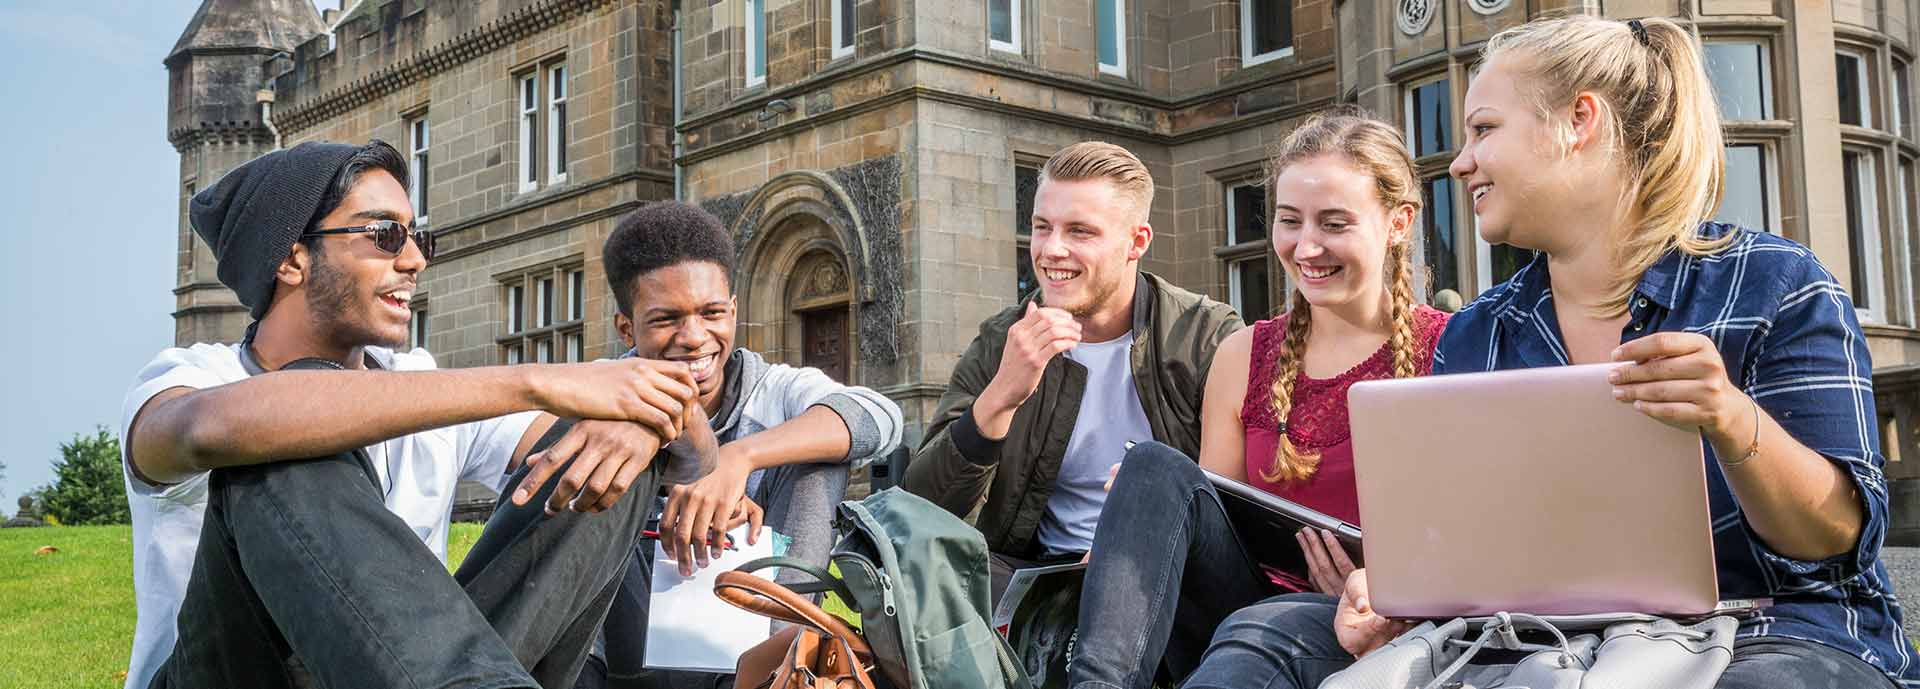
[642,524,782,673]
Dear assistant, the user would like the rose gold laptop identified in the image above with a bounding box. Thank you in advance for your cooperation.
[1347,363,1719,618]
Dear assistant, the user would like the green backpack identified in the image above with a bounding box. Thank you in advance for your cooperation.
[738,488,1032,689]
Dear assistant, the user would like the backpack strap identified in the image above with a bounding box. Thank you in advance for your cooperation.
[734,557,857,602]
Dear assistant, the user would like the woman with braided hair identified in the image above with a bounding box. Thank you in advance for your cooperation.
[1064,105,1448,689]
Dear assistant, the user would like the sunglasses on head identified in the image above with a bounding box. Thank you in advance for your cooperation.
[301,219,436,261]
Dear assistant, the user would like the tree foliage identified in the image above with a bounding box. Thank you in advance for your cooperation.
[39,427,129,525]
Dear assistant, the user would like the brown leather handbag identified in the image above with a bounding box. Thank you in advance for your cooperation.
[717,571,881,689]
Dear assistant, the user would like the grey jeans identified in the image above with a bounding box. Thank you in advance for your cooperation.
[151,418,654,689]
[1179,593,1899,689]
[577,459,851,689]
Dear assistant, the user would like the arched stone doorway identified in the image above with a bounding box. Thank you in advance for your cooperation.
[787,250,854,383]
[737,211,861,383]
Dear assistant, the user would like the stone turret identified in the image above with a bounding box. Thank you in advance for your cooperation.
[164,0,327,345]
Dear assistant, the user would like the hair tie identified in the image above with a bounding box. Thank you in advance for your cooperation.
[1627,19,1649,46]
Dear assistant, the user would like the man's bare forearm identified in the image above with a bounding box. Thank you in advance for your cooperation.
[140,366,539,480]
[729,405,853,470]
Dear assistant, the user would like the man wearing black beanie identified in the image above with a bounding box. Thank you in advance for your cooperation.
[118,140,712,689]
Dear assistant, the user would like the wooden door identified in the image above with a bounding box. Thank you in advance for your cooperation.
[800,306,850,383]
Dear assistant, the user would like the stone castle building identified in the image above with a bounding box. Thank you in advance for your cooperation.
[168,0,1919,530]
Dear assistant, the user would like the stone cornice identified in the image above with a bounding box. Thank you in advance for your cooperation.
[168,123,276,152]
[273,0,615,135]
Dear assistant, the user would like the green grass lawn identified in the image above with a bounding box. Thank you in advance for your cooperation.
[0,524,858,689]
[0,523,487,689]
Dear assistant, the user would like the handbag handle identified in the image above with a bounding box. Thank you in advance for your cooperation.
[715,571,874,658]
[734,557,859,603]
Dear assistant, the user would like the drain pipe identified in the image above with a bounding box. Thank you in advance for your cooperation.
[672,1,685,199]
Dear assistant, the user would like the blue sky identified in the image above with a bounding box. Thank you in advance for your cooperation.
[0,1,217,504]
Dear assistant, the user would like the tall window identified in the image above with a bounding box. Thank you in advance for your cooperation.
[518,73,538,192]
[746,0,766,87]
[1408,78,1452,159]
[1406,75,1462,301]
[1897,59,1913,140]
[547,65,568,185]
[1716,143,1775,233]
[1241,0,1293,66]
[1097,0,1127,76]
[1704,41,1772,121]
[1838,50,1870,128]
[1900,159,1918,325]
[501,263,588,364]
[989,0,1021,53]
[569,268,586,322]
[410,305,429,351]
[1222,182,1273,319]
[832,0,856,59]
[407,115,429,222]
[1422,176,1458,300]
[1013,164,1039,297]
[1842,149,1885,321]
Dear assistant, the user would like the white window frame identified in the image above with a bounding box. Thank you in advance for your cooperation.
[1403,75,1453,160]
[1844,149,1888,323]
[746,0,767,87]
[410,307,428,351]
[1702,39,1774,121]
[1838,48,1872,129]
[989,0,1022,54]
[569,268,586,321]
[408,115,429,223]
[507,284,525,334]
[546,64,568,185]
[1716,140,1782,234]
[518,73,538,193]
[1241,0,1293,67]
[536,276,555,328]
[1097,0,1127,77]
[1222,181,1272,319]
[565,332,584,363]
[831,0,856,59]
[1898,159,1917,325]
[536,338,554,363]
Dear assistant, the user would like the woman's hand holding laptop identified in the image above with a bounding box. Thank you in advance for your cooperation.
[1298,528,1358,595]
[1607,332,1751,444]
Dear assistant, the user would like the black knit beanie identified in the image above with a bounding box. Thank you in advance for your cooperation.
[189,142,362,320]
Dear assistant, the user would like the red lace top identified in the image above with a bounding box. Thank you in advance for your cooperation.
[1239,305,1450,528]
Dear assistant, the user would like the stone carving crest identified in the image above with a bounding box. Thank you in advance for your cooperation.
[1468,0,1512,16]
[800,257,849,300]
[1397,0,1435,36]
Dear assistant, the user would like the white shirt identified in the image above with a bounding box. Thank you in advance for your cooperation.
[118,343,539,689]
[1034,331,1154,555]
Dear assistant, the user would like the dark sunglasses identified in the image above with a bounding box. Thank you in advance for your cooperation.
[302,220,436,261]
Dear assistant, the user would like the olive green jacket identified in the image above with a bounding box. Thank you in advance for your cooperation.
[902,272,1242,557]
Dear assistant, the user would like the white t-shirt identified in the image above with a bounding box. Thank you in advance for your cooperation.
[1034,331,1154,555]
[118,343,539,689]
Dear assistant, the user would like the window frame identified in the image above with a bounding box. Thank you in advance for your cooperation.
[1013,162,1041,298]
[517,73,539,193]
[746,0,767,87]
[1898,156,1918,325]
[407,114,430,223]
[1838,48,1874,129]
[1842,146,1888,324]
[1219,180,1276,320]
[989,0,1022,54]
[546,64,569,185]
[1404,74,1454,160]
[831,0,856,60]
[499,261,589,365]
[1097,0,1128,77]
[1715,139,1782,234]
[1702,38,1775,122]
[1896,57,1913,141]
[1240,0,1294,67]
[410,303,429,351]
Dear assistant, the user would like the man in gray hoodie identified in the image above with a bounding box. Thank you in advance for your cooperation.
[576,200,904,689]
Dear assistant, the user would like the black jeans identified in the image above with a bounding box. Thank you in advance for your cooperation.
[1068,442,1274,689]
[151,419,656,689]
[1179,593,1900,689]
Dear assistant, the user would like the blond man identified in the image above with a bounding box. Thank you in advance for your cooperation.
[903,142,1242,597]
